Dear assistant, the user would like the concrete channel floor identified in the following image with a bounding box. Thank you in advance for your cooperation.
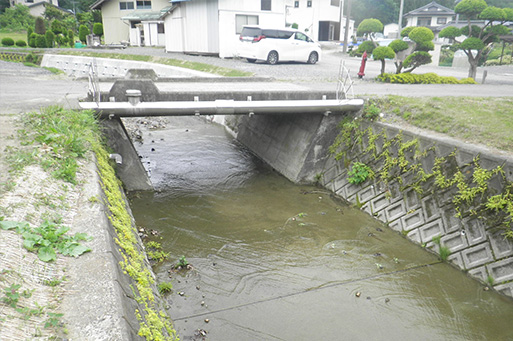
[0,50,512,340]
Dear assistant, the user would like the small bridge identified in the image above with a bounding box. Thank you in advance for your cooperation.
[80,68,364,191]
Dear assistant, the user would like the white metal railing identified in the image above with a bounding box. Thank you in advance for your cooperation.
[336,60,354,100]
[87,58,100,105]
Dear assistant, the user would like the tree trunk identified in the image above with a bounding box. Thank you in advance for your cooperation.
[395,61,403,74]
[381,60,386,76]
[466,50,478,80]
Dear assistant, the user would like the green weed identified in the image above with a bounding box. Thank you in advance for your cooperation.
[347,161,374,185]
[0,220,91,262]
[157,282,173,295]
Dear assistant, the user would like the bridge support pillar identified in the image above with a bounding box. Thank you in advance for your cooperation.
[101,117,153,191]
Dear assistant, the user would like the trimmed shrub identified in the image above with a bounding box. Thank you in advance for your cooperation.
[45,30,55,48]
[29,33,37,48]
[27,27,33,43]
[93,22,103,37]
[1,37,15,46]
[35,34,46,48]
[15,40,27,47]
[377,73,477,84]
[68,29,74,47]
[357,41,376,55]
[35,16,46,35]
[79,25,89,44]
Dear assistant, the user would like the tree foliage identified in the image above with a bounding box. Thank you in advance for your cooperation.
[439,0,512,79]
[0,4,35,30]
[373,46,395,75]
[35,16,46,34]
[390,26,435,74]
[357,18,384,37]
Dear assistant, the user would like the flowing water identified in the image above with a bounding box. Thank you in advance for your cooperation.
[127,117,513,340]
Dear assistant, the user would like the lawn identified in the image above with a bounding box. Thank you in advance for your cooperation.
[371,96,513,153]
[0,30,27,44]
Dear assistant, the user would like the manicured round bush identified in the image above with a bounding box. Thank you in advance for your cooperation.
[1,37,15,46]
[357,41,376,55]
[15,40,27,47]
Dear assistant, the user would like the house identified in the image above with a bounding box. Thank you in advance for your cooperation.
[163,0,352,58]
[163,0,288,58]
[285,0,354,42]
[403,1,455,30]
[90,0,170,46]
[10,0,71,17]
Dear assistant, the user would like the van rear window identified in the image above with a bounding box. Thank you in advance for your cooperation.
[241,27,262,37]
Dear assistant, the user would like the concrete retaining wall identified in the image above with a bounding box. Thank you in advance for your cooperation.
[231,113,513,298]
[319,120,513,297]
[233,113,345,183]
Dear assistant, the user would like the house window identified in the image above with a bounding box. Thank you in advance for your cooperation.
[136,0,151,10]
[261,0,271,11]
[236,15,259,34]
[437,17,447,25]
[417,17,431,26]
[119,1,134,10]
[330,0,339,6]
[307,1,312,7]
[26,0,34,3]
[157,23,164,34]
[294,1,299,7]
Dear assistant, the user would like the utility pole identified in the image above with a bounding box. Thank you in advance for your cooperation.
[343,0,352,53]
[398,0,404,35]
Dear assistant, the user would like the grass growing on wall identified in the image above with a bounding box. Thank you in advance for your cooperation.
[329,116,513,239]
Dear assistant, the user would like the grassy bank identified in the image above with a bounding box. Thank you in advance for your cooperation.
[368,96,513,153]
[0,107,177,340]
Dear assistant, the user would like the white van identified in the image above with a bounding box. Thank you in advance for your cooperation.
[238,26,321,65]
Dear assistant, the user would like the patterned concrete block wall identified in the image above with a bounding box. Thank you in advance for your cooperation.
[321,120,513,298]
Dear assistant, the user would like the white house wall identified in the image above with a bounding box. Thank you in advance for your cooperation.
[102,0,130,44]
[165,0,218,54]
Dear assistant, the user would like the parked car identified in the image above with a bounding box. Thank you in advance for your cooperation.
[238,26,321,65]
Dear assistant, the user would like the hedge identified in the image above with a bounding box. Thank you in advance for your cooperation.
[377,72,477,84]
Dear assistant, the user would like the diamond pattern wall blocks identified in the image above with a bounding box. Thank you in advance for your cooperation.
[487,257,513,284]
[401,209,424,231]
[462,243,493,269]
[441,231,468,253]
[464,218,487,246]
[419,218,445,243]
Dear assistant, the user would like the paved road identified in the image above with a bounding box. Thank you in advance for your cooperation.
[70,45,513,97]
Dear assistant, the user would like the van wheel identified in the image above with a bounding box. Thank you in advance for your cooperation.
[247,58,256,63]
[307,52,318,64]
[267,51,279,65]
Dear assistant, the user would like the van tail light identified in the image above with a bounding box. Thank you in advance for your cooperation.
[253,35,265,42]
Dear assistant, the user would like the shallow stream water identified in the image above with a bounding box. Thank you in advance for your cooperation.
[127,117,513,340]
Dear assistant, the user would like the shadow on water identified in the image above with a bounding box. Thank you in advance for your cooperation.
[127,116,513,340]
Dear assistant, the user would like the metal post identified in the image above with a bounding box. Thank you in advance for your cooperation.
[398,0,404,35]
[343,0,352,53]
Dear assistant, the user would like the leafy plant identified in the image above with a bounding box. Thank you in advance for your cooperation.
[363,104,380,120]
[347,162,374,185]
[0,220,91,262]
[157,282,173,294]
[44,312,63,329]
[176,256,188,269]
[2,284,22,307]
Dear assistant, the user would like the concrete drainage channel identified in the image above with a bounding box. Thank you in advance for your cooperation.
[34,54,513,338]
